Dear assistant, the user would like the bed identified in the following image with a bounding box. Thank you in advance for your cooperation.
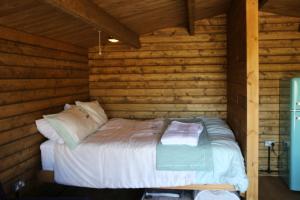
[39,117,248,193]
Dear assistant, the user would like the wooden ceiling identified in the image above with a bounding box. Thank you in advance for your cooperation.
[0,0,299,48]
[260,0,300,18]
[91,0,231,34]
[0,0,101,47]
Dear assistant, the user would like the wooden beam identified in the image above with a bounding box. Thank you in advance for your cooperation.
[227,0,259,199]
[162,184,236,191]
[0,25,86,55]
[186,0,195,35]
[246,0,259,200]
[43,0,141,48]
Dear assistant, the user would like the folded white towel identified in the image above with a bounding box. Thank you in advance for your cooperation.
[160,121,204,146]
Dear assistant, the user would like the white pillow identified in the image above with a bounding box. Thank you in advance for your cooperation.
[35,119,64,144]
[75,100,108,127]
[44,106,99,149]
[64,103,74,110]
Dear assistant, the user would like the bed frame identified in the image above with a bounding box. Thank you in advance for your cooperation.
[38,170,235,190]
[38,170,245,197]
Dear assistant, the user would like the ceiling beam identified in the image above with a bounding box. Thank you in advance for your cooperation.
[186,0,195,35]
[43,0,140,48]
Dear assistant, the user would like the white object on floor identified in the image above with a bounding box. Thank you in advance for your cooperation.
[145,192,180,198]
[193,190,240,200]
[141,190,192,200]
[144,189,182,198]
[40,140,55,171]
[161,121,204,146]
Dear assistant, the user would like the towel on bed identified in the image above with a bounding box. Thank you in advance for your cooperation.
[160,121,204,146]
[157,119,213,171]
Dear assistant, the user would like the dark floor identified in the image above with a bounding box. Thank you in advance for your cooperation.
[259,176,300,200]
[14,176,300,200]
[20,183,144,200]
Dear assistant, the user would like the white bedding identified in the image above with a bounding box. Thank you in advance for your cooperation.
[40,140,55,171]
[41,118,248,192]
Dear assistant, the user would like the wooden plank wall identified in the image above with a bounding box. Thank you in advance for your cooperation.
[227,0,247,154]
[259,12,300,174]
[0,26,89,192]
[89,15,227,119]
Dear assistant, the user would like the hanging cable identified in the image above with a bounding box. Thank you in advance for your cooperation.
[98,30,102,55]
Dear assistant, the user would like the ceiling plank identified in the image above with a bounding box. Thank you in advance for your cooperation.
[261,0,300,18]
[186,0,195,35]
[43,0,141,48]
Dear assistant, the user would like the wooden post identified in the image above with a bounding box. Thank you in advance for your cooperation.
[246,0,259,199]
[227,0,259,199]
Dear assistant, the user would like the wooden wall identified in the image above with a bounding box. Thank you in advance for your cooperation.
[259,13,300,174]
[0,4,297,197]
[227,0,247,153]
[89,15,227,119]
[0,26,89,192]
[227,0,259,199]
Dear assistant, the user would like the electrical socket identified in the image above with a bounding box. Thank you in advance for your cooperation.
[12,180,25,192]
[264,140,275,147]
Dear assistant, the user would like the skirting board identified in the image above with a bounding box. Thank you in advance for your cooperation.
[37,170,245,197]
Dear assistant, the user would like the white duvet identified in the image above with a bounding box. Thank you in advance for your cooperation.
[52,118,248,192]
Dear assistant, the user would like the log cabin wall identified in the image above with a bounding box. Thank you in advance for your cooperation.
[0,26,89,192]
[227,0,247,154]
[259,12,300,174]
[89,15,227,119]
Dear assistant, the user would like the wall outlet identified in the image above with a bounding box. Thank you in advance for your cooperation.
[264,140,275,147]
[12,180,25,192]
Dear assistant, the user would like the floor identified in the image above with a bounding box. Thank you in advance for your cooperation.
[259,176,300,200]
[14,176,300,200]
[20,183,144,200]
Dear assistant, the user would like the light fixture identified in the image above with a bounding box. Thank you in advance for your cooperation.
[108,36,119,43]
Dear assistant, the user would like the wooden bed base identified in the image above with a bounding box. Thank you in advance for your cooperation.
[38,170,244,196]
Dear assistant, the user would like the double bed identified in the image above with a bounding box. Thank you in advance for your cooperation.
[40,117,248,193]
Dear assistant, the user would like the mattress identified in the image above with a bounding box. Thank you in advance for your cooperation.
[41,117,248,192]
[40,140,55,171]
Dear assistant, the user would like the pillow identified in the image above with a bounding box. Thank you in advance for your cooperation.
[44,106,99,149]
[64,103,74,110]
[75,100,108,127]
[35,119,64,144]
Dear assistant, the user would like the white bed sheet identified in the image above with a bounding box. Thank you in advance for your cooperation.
[40,140,55,171]
[44,118,248,192]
